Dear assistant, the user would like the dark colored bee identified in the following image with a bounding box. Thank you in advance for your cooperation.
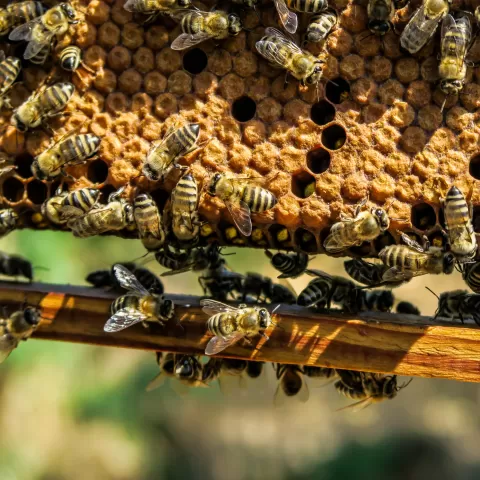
[266,250,309,279]
[434,290,480,325]
[0,252,33,281]
[396,301,420,316]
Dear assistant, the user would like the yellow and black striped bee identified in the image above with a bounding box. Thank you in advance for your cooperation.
[0,52,21,110]
[69,187,134,238]
[256,28,325,88]
[274,364,309,405]
[11,82,75,132]
[171,9,242,50]
[207,173,277,237]
[171,172,200,244]
[123,0,191,21]
[378,233,455,282]
[0,209,19,238]
[104,264,174,333]
[462,261,480,293]
[324,199,390,253]
[266,250,309,279]
[143,123,200,182]
[201,299,278,355]
[304,9,337,44]
[134,193,165,251]
[0,1,45,37]
[58,45,95,84]
[274,0,328,34]
[31,129,100,180]
[42,186,101,225]
[9,3,78,64]
[439,14,471,97]
[400,0,450,54]
[0,305,41,363]
[366,0,395,36]
[442,185,476,262]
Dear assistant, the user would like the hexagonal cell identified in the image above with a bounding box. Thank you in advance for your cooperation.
[220,222,247,246]
[428,231,447,249]
[307,147,331,174]
[268,224,291,249]
[251,227,268,247]
[469,153,480,180]
[321,124,346,150]
[294,228,318,253]
[291,171,316,199]
[100,184,117,202]
[325,77,350,104]
[14,153,34,179]
[2,177,24,202]
[231,96,256,122]
[87,159,109,184]
[374,231,396,253]
[411,203,436,231]
[310,100,336,126]
[27,180,47,205]
[183,48,208,75]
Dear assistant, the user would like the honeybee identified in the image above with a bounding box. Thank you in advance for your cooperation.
[171,172,200,244]
[123,0,191,17]
[143,123,200,182]
[0,252,33,281]
[344,258,408,288]
[170,9,242,50]
[104,264,174,333]
[11,82,75,132]
[0,209,19,237]
[155,246,191,273]
[442,185,476,263]
[256,28,325,88]
[9,3,78,63]
[146,352,176,392]
[201,299,277,355]
[0,305,41,363]
[69,187,134,238]
[48,186,100,224]
[396,301,420,315]
[202,357,223,384]
[400,0,450,54]
[366,0,395,36]
[461,261,480,293]
[266,250,309,279]
[134,193,165,251]
[0,52,21,110]
[58,45,95,84]
[361,289,394,312]
[432,289,480,325]
[324,200,390,253]
[32,130,101,180]
[0,1,45,37]
[378,233,455,282]
[174,355,209,387]
[274,364,309,405]
[303,365,337,379]
[304,9,337,44]
[207,173,277,237]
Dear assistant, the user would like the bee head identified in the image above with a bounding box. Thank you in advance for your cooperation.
[305,62,324,86]
[443,252,456,274]
[382,375,398,399]
[61,3,77,21]
[373,208,389,230]
[11,112,27,132]
[258,308,270,329]
[440,79,463,96]
[368,20,390,35]
[227,13,242,35]
[207,173,222,196]
[23,307,40,327]
[175,356,194,378]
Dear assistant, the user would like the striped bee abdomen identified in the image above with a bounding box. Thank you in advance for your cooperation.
[297,279,329,307]
[8,1,45,23]
[287,0,327,13]
[444,186,470,230]
[41,82,75,114]
[207,313,236,337]
[63,188,100,213]
[59,134,100,163]
[241,186,277,213]
[0,57,21,92]
[173,173,197,212]
[463,263,480,293]
[111,295,140,314]
[59,46,81,71]
[167,123,200,157]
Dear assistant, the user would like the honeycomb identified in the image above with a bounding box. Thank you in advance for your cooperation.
[1,0,480,255]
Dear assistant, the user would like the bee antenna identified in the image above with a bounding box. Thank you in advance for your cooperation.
[398,378,413,389]
[326,78,338,87]
[271,304,281,314]
[440,96,447,113]
[33,266,49,271]
[425,286,440,300]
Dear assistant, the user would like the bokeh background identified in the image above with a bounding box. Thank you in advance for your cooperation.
[1,229,479,480]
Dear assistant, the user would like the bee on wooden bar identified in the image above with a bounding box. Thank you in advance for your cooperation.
[366,0,395,36]
[0,252,33,281]
[11,82,75,132]
[266,250,309,279]
[69,187,134,238]
[461,261,480,293]
[396,301,420,315]
[171,172,200,245]
[104,264,174,333]
[432,289,480,325]
[174,355,208,387]
[303,365,337,380]
[171,9,242,50]
[304,9,337,44]
[378,233,455,283]
[400,0,450,54]
[0,52,21,110]
[9,3,78,64]
[256,28,325,88]
[0,305,41,363]
[143,123,200,182]
[207,173,277,237]
[146,352,176,392]
[0,1,46,37]
[442,185,476,263]
[274,364,309,405]
[201,299,278,355]
[324,199,390,253]
[344,259,408,289]
[0,209,19,238]
[134,193,165,251]
[202,357,223,384]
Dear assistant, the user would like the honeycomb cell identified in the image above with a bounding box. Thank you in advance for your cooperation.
[411,203,436,231]
[339,5,368,34]
[401,127,426,154]
[144,71,167,96]
[111,0,132,24]
[405,80,431,108]
[245,76,271,102]
[118,69,143,95]
[354,33,381,57]
[417,105,442,131]
[371,173,395,202]
[292,171,316,199]
[395,58,419,84]
[228,144,252,171]
[2,177,24,203]
[252,143,280,174]
[420,57,439,82]
[368,56,392,82]
[459,131,479,153]
[75,21,97,49]
[446,106,472,132]
[301,196,331,229]
[374,231,395,252]
[362,104,387,124]
[271,77,297,103]
[322,124,346,150]
[257,98,282,123]
[168,71,192,95]
[131,93,153,116]
[105,92,129,114]
[307,148,331,174]
[91,113,112,137]
[243,121,265,147]
[268,224,291,249]
[97,22,120,49]
[395,175,422,203]
[122,23,144,50]
[378,79,404,105]
[327,29,353,56]
[294,228,318,253]
[156,48,182,75]
[311,101,336,125]
[412,151,438,181]
[351,78,376,105]
[133,47,155,74]
[27,180,47,205]
[208,49,232,76]
[389,101,415,128]
[231,96,256,122]
[339,55,365,80]
[342,172,368,201]
[219,74,245,101]
[14,154,34,179]
[94,69,117,94]
[284,100,310,124]
[145,26,169,50]
[316,172,341,202]
[183,48,208,75]
[86,0,110,25]
[233,51,258,78]
[362,149,384,175]
[460,83,480,111]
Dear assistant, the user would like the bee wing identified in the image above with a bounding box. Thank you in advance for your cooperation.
[257,29,301,67]
[205,331,245,356]
[23,32,54,60]
[0,166,16,177]
[200,298,239,315]
[171,32,212,51]
[104,308,149,333]
[402,4,444,50]
[0,335,17,364]
[381,267,416,283]
[336,397,374,412]
[441,13,456,39]
[8,18,40,41]
[225,199,252,237]
[113,264,150,295]
[272,0,298,34]
[323,229,349,253]
[59,205,85,221]
[145,371,166,392]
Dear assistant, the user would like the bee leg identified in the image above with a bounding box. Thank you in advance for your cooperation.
[283,71,289,90]
[354,196,369,217]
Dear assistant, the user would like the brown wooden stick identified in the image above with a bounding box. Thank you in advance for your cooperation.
[2,281,480,382]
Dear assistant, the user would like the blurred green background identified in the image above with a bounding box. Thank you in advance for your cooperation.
[0,229,479,480]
